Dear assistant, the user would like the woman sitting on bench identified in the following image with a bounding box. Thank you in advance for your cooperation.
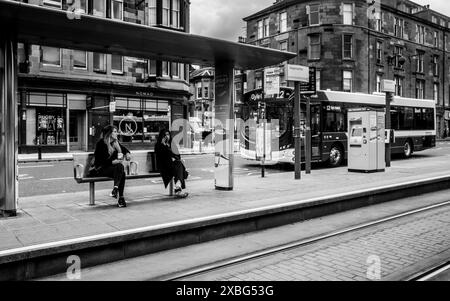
[155,129,189,198]
[93,125,131,208]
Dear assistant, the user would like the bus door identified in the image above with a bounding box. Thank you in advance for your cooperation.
[310,104,322,159]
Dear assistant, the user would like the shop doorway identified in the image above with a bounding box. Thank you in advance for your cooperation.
[69,110,87,151]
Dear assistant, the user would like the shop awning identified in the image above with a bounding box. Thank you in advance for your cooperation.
[0,0,296,70]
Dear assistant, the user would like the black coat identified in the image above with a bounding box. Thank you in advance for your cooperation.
[155,142,186,189]
[93,139,130,170]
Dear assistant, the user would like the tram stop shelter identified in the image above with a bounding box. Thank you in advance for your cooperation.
[0,0,296,216]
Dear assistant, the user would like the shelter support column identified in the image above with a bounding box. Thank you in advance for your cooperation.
[0,34,18,217]
[214,61,234,190]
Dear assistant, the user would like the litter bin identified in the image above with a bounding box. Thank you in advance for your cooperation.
[348,108,385,173]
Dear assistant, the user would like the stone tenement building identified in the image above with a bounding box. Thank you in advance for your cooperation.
[243,0,450,138]
[15,0,191,153]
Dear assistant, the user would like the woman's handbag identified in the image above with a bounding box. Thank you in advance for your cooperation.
[87,157,101,177]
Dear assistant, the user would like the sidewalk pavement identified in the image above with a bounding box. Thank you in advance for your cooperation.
[2,148,450,252]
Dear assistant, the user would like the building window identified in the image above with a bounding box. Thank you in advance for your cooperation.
[415,79,425,99]
[172,0,181,28]
[416,25,425,44]
[376,74,382,93]
[343,70,352,92]
[394,76,403,96]
[111,0,123,21]
[434,31,439,47]
[203,86,209,99]
[343,34,353,59]
[93,0,106,17]
[43,0,62,8]
[258,18,269,39]
[171,62,179,78]
[111,55,123,74]
[196,83,202,99]
[440,20,446,27]
[264,18,270,37]
[376,41,382,63]
[279,12,287,33]
[73,50,87,69]
[256,77,262,89]
[434,83,439,103]
[162,61,170,77]
[73,0,88,14]
[343,4,353,25]
[41,46,61,67]
[394,46,403,68]
[162,0,170,26]
[416,51,424,73]
[279,41,288,52]
[148,60,156,76]
[309,34,321,60]
[375,12,382,32]
[316,69,321,91]
[148,0,157,26]
[432,16,438,24]
[93,53,107,72]
[433,55,439,76]
[308,4,320,26]
[394,17,404,38]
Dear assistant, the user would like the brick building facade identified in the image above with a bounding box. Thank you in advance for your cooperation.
[16,0,191,153]
[243,0,450,138]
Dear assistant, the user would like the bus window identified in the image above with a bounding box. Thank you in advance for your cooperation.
[399,107,413,130]
[390,108,400,130]
[324,111,345,132]
[424,108,435,130]
[311,105,321,135]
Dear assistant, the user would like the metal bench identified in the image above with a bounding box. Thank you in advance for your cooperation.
[73,151,173,205]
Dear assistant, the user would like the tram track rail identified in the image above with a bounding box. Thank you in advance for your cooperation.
[157,200,450,281]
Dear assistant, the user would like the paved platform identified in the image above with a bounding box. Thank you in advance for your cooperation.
[2,149,450,279]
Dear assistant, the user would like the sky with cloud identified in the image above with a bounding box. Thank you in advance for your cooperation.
[190,0,449,41]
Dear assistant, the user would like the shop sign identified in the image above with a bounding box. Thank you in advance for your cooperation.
[118,116,138,137]
[109,101,116,113]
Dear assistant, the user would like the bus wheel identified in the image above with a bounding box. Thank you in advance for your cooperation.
[329,145,344,167]
[403,140,413,158]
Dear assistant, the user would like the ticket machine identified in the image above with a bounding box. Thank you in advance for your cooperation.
[348,108,385,173]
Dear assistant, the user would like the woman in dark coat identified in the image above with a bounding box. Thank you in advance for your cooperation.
[93,125,131,208]
[155,129,188,198]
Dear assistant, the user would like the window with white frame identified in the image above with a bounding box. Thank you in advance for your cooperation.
[416,25,425,44]
[343,4,353,25]
[41,46,61,67]
[343,70,352,92]
[196,82,202,99]
[394,17,404,38]
[415,79,425,99]
[162,0,170,26]
[343,34,352,59]
[43,0,62,8]
[111,55,124,74]
[394,46,403,68]
[376,74,382,93]
[394,76,403,96]
[93,53,107,72]
[434,83,439,103]
[308,4,320,25]
[316,70,321,91]
[172,0,181,28]
[203,86,209,99]
[433,55,439,76]
[171,62,179,78]
[279,41,288,52]
[441,20,446,27]
[416,51,424,73]
[434,31,439,47]
[264,17,270,37]
[93,0,106,17]
[148,0,157,26]
[376,41,382,63]
[279,12,287,33]
[309,34,321,59]
[72,0,88,14]
[73,50,87,69]
[111,0,123,21]
[432,16,438,24]
[162,61,170,77]
[257,20,264,39]
[375,12,382,31]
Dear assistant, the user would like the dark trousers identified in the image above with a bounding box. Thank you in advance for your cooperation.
[98,164,126,197]
[173,160,186,189]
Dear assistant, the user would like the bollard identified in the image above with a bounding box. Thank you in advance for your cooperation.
[37,137,42,160]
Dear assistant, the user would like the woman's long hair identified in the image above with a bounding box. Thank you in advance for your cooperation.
[157,129,171,146]
[101,125,121,155]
